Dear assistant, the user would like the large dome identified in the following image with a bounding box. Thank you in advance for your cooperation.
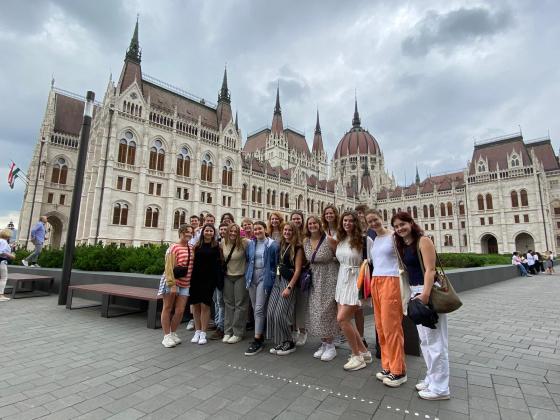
[334,100,381,159]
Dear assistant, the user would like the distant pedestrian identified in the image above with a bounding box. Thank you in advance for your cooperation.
[526,250,537,275]
[0,229,16,301]
[512,252,529,277]
[392,211,450,401]
[546,250,555,274]
[22,216,47,267]
[159,225,194,348]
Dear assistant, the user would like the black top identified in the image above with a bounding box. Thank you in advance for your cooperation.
[281,244,302,270]
[190,242,221,305]
[403,244,424,286]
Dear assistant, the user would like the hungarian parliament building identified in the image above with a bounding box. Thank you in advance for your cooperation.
[18,22,560,255]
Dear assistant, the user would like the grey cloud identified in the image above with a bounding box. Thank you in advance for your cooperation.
[402,7,514,57]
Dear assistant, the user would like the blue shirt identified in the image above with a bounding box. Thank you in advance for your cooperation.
[31,222,46,244]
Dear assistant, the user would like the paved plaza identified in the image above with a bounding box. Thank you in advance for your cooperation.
[1,274,559,420]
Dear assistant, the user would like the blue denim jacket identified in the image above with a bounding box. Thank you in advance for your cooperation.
[245,237,279,292]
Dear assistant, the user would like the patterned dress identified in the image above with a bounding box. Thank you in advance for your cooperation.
[304,237,340,338]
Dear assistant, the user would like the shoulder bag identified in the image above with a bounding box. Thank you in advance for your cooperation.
[417,239,462,313]
[299,234,325,292]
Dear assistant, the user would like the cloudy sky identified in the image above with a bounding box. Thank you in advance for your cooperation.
[1,0,559,229]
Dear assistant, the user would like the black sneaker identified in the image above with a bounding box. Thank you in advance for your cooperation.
[276,341,296,356]
[244,340,264,356]
[383,373,408,387]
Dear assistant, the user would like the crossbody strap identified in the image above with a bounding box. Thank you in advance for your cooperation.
[223,244,236,268]
[310,234,325,264]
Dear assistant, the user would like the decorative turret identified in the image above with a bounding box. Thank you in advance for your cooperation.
[415,165,420,185]
[235,111,239,132]
[352,97,361,128]
[118,17,143,94]
[312,109,325,155]
[271,85,284,137]
[216,66,232,129]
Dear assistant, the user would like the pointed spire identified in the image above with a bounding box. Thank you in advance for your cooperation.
[312,109,325,155]
[415,165,420,184]
[235,111,239,131]
[271,83,283,136]
[274,83,281,115]
[352,93,361,128]
[218,65,230,103]
[126,15,141,63]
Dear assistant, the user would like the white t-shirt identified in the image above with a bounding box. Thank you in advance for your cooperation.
[369,233,399,276]
[526,253,535,266]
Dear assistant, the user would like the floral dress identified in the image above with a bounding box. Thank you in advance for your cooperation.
[304,237,340,338]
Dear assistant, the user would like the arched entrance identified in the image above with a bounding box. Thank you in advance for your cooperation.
[46,215,63,249]
[481,234,498,254]
[515,232,535,253]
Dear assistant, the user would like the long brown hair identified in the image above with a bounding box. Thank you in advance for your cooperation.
[321,205,339,234]
[267,211,285,236]
[280,222,302,262]
[195,224,219,250]
[390,211,424,260]
[224,223,244,250]
[337,210,362,251]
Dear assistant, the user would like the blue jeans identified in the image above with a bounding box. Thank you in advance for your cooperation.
[26,242,43,263]
[516,264,528,276]
[213,289,225,330]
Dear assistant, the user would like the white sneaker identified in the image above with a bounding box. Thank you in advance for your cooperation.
[313,343,326,359]
[222,334,232,343]
[295,332,308,347]
[344,355,366,371]
[0,296,10,302]
[198,331,207,345]
[170,332,182,345]
[418,390,450,400]
[415,380,429,391]
[162,334,176,348]
[320,344,337,361]
[360,351,372,364]
[227,335,242,344]
[32,264,40,267]
[186,319,195,331]
[191,330,201,343]
[21,260,28,267]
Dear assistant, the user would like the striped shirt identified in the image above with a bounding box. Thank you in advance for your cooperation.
[170,243,194,288]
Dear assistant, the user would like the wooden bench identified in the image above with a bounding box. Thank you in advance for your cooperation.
[6,273,54,299]
[66,283,162,329]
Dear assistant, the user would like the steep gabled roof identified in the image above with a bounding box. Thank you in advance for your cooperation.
[526,139,560,172]
[469,134,531,175]
[285,129,311,156]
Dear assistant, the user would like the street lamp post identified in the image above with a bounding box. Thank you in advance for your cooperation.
[58,91,95,305]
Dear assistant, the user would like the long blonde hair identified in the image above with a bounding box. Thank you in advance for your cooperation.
[224,223,244,250]
[280,222,302,262]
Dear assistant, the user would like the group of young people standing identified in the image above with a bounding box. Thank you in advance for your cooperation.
[158,205,451,401]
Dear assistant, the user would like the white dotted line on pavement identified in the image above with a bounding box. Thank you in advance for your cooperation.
[226,364,439,420]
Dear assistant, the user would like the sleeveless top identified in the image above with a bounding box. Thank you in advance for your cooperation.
[403,244,424,286]
[281,244,302,270]
[371,234,399,276]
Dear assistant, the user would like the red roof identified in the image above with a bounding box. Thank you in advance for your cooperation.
[526,140,559,172]
[54,94,86,136]
[469,135,530,175]
[334,128,381,159]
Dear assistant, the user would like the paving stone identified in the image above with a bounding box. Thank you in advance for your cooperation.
[106,407,144,419]
[524,394,558,410]
[496,394,530,411]
[529,407,560,420]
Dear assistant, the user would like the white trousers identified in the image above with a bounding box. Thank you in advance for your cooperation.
[411,285,450,396]
[0,263,7,294]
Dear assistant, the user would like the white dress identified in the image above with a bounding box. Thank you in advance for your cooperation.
[335,238,362,305]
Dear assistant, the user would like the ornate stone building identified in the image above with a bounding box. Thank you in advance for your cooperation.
[18,22,560,255]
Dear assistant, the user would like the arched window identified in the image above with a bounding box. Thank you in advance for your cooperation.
[280,192,284,208]
[407,206,411,215]
[520,189,528,206]
[511,191,519,208]
[112,203,128,225]
[485,193,493,210]
[447,202,453,216]
[477,194,484,211]
[285,193,289,209]
[266,189,271,205]
[392,208,396,216]
[383,209,388,221]
[200,153,213,182]
[413,206,418,219]
[511,154,520,167]
[173,210,187,229]
[222,160,233,186]
[423,205,428,218]
[477,160,486,172]
[51,157,68,184]
[251,186,256,203]
[257,187,262,204]
[118,131,136,165]
[176,147,190,177]
[145,207,159,228]
[272,190,276,206]
[242,184,248,201]
[429,204,435,218]
[459,201,465,215]
[440,203,446,217]
[149,139,165,171]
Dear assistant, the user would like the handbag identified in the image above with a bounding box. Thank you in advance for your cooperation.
[357,236,372,299]
[300,234,325,292]
[417,240,462,314]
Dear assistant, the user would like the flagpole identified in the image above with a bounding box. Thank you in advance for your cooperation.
[25,136,46,249]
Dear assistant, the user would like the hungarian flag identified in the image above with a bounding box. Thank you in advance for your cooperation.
[8,162,20,189]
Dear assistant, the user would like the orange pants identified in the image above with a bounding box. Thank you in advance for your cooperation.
[372,275,405,375]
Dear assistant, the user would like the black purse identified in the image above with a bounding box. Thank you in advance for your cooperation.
[300,234,325,292]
